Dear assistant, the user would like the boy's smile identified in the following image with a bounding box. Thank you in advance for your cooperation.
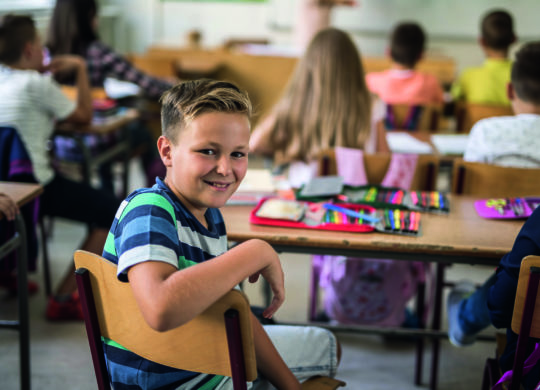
[160,112,250,225]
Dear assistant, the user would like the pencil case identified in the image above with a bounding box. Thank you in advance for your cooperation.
[474,197,540,219]
[333,185,450,214]
[249,197,421,236]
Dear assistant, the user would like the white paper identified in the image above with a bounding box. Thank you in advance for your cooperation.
[386,133,433,154]
[430,134,469,155]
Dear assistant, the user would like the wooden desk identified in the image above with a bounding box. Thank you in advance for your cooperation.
[0,182,43,390]
[222,195,520,266]
[221,195,523,390]
[54,108,139,197]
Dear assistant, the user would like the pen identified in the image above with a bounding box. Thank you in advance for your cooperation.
[322,203,380,223]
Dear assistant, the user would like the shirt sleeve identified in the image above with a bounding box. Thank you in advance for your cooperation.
[33,73,76,121]
[463,121,489,162]
[88,42,173,100]
[114,193,180,281]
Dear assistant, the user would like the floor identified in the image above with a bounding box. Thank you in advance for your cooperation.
[0,160,499,389]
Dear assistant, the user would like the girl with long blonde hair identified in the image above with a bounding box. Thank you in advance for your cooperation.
[250,27,387,170]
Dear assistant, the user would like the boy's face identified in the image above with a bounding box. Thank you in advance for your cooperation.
[160,112,250,222]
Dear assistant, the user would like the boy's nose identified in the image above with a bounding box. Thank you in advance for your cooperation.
[216,156,232,176]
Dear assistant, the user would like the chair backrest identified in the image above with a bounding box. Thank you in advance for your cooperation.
[381,103,442,132]
[504,255,540,390]
[512,255,540,338]
[73,250,257,388]
[318,150,439,191]
[451,159,540,197]
[455,103,513,134]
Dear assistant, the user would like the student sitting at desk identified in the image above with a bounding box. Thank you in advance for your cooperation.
[46,0,172,189]
[102,79,340,389]
[0,14,120,320]
[462,41,540,167]
[250,27,388,185]
[451,9,516,105]
[447,41,540,390]
[365,22,444,106]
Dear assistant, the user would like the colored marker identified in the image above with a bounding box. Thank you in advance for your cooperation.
[322,203,380,223]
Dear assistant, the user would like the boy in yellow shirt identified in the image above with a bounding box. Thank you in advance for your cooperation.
[451,9,516,105]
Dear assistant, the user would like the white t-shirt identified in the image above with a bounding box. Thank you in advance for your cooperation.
[0,65,76,184]
[464,114,540,167]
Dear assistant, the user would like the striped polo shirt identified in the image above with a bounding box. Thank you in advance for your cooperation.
[102,178,228,390]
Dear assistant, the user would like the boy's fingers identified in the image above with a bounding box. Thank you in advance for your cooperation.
[262,295,285,319]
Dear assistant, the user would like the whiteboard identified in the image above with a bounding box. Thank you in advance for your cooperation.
[272,0,540,39]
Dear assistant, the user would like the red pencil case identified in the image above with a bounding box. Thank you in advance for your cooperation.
[250,197,376,233]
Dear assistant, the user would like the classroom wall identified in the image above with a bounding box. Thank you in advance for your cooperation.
[95,0,540,72]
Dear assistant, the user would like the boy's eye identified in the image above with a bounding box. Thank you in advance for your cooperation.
[231,151,246,158]
[199,149,215,156]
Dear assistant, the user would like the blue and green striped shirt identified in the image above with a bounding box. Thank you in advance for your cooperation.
[102,178,228,390]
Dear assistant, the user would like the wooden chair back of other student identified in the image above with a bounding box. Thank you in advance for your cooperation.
[455,103,513,134]
[318,150,439,191]
[451,159,540,197]
[73,250,257,390]
[380,103,442,132]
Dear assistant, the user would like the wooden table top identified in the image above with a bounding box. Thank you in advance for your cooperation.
[55,108,139,135]
[0,182,43,219]
[221,195,524,266]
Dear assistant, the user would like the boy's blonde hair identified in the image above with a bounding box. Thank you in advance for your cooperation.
[160,79,252,144]
[267,27,371,164]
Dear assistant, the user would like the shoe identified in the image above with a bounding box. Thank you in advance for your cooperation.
[46,292,84,321]
[0,275,39,296]
[447,280,476,347]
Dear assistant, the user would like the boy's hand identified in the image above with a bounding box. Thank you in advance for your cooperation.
[0,193,19,221]
[248,243,285,319]
[45,55,85,76]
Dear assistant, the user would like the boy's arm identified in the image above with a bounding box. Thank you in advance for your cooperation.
[251,313,301,390]
[47,55,92,124]
[127,238,285,332]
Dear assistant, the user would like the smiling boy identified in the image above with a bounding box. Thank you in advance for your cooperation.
[102,79,339,389]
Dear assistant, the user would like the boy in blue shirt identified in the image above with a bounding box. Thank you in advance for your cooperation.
[102,79,339,389]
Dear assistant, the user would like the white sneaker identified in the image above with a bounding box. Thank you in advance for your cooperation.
[447,280,476,347]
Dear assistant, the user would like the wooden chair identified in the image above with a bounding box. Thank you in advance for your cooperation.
[455,103,513,134]
[74,250,345,390]
[482,255,540,390]
[379,103,442,132]
[318,150,439,191]
[0,126,52,297]
[452,159,540,197]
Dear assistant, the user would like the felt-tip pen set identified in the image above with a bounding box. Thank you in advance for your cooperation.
[250,198,421,236]
[342,186,450,214]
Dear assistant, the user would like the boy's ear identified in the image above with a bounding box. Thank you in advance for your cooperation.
[507,82,515,101]
[157,136,173,168]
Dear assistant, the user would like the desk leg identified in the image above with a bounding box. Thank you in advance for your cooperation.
[15,215,30,390]
[430,263,446,390]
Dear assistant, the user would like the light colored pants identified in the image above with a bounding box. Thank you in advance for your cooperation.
[184,325,338,390]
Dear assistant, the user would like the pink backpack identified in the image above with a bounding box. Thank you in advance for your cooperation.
[315,148,429,326]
